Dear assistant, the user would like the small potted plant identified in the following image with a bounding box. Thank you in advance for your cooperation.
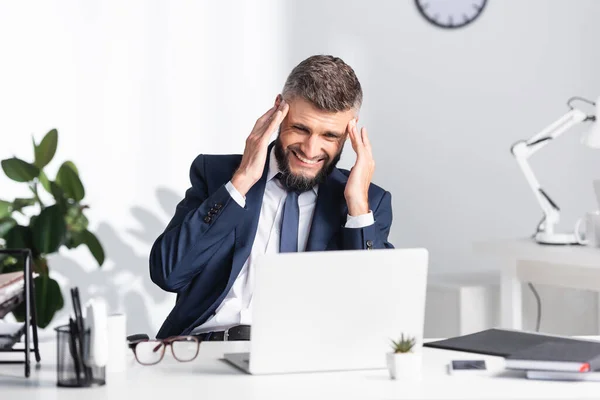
[387,333,421,380]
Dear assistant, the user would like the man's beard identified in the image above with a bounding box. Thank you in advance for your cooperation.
[274,134,342,193]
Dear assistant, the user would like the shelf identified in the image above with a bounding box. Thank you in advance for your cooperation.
[0,249,40,377]
[0,322,25,350]
[0,290,25,320]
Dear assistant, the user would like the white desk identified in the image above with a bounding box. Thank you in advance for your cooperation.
[474,238,600,330]
[1,340,599,399]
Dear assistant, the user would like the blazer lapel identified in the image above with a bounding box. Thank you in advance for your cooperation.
[228,146,272,285]
[306,169,346,252]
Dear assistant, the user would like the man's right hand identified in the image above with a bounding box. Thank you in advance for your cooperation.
[231,99,289,196]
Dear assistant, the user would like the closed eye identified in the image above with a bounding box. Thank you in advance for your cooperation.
[292,124,310,133]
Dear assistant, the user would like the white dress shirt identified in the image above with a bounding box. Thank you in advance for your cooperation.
[192,148,374,333]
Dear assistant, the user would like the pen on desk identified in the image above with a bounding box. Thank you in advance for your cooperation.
[71,287,92,383]
[69,318,82,385]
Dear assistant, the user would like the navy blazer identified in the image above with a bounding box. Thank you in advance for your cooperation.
[149,147,394,338]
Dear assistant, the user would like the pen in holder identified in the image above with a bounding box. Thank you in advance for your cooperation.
[55,323,106,387]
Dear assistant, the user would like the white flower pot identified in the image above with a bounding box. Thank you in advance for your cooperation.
[386,352,422,380]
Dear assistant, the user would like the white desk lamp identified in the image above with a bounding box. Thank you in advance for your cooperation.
[511,96,600,245]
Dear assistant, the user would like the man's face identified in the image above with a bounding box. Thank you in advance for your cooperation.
[274,96,356,192]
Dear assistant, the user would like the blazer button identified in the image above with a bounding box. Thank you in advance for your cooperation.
[214,203,223,210]
[366,240,373,249]
[204,216,212,223]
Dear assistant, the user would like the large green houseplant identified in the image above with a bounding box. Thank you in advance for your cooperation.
[0,129,104,328]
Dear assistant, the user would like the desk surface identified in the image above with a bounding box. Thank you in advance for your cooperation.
[1,340,599,399]
[474,238,600,268]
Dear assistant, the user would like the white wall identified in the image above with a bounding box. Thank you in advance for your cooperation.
[1,0,600,336]
[0,0,285,336]
[285,0,600,268]
[283,0,600,335]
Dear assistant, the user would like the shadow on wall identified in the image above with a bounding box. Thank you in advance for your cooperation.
[51,187,180,336]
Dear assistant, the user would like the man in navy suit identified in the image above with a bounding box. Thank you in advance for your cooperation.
[150,55,394,339]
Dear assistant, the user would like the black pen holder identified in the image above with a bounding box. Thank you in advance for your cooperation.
[55,325,106,387]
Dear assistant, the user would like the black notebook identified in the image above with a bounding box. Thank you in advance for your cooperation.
[424,328,600,358]
[505,341,600,372]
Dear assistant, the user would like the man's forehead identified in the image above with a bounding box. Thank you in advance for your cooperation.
[287,99,354,130]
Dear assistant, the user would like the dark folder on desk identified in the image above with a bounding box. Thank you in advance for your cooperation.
[505,341,600,372]
[424,328,600,358]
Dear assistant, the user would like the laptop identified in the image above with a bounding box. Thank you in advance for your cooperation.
[223,248,429,375]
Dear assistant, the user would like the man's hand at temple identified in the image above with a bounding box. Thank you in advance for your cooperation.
[344,119,375,217]
[231,98,290,196]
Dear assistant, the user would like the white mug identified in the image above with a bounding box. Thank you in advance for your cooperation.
[575,211,600,246]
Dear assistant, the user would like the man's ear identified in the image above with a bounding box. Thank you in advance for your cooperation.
[275,94,283,108]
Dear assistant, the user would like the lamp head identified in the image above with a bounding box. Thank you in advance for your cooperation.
[581,96,600,148]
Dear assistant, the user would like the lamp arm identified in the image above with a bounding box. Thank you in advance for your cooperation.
[522,108,588,154]
[511,108,588,234]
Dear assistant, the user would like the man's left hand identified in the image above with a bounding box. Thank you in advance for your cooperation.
[345,119,375,216]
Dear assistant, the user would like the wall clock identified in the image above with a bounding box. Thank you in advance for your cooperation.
[415,0,487,29]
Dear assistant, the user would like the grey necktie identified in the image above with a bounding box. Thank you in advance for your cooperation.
[279,187,300,253]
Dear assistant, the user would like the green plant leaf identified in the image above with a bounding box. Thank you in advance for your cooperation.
[64,230,83,249]
[65,205,88,233]
[32,205,66,254]
[48,182,66,211]
[56,162,85,201]
[12,198,36,213]
[0,217,16,238]
[4,225,33,249]
[1,158,40,182]
[63,161,79,175]
[4,225,35,259]
[81,229,104,266]
[12,274,64,329]
[51,183,68,211]
[390,334,416,353]
[0,256,20,274]
[33,128,58,169]
[0,200,11,218]
[38,170,52,194]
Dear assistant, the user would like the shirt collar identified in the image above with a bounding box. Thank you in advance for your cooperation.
[267,144,319,195]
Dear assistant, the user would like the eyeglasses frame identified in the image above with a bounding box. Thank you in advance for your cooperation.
[128,335,201,365]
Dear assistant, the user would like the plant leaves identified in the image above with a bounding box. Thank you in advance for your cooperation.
[0,200,11,218]
[4,225,35,258]
[0,217,16,238]
[63,161,79,175]
[38,170,52,194]
[65,205,88,233]
[1,158,39,182]
[53,186,68,212]
[50,182,67,211]
[0,257,20,274]
[32,205,66,254]
[12,198,36,213]
[81,230,104,266]
[33,129,58,169]
[64,230,83,249]
[40,171,67,211]
[56,162,84,201]
[12,274,64,329]
[4,225,33,249]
